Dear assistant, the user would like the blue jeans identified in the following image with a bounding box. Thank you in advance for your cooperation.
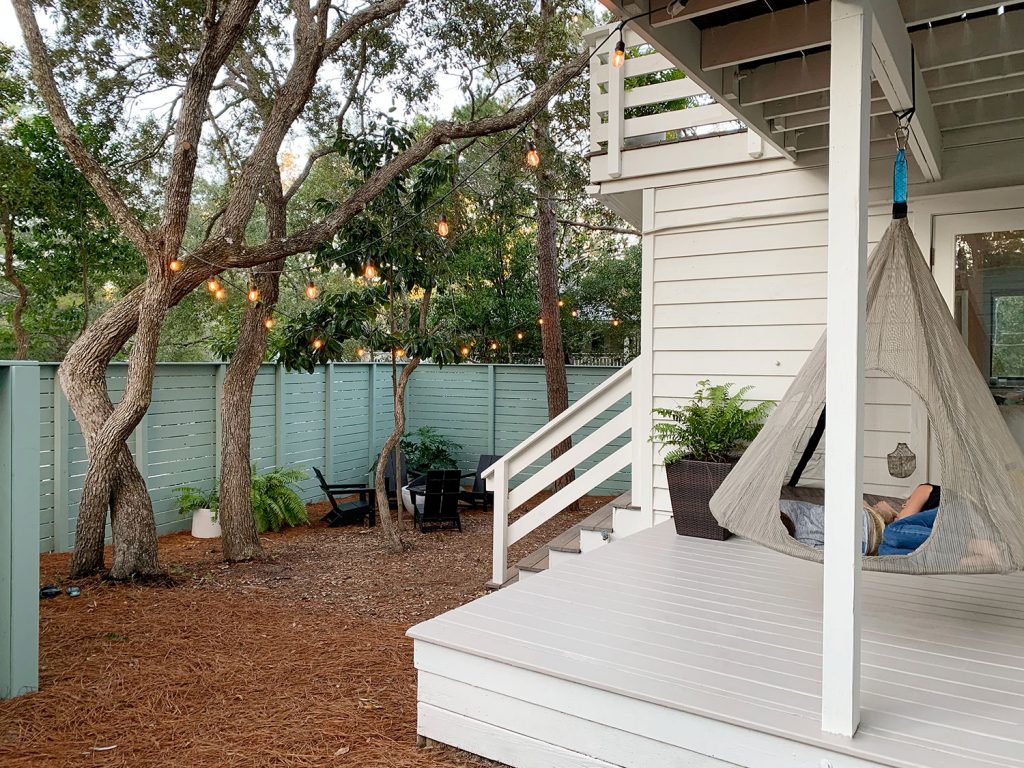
[878,507,938,556]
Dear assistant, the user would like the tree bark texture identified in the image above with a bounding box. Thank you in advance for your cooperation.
[217,181,287,563]
[374,357,419,553]
[2,210,30,359]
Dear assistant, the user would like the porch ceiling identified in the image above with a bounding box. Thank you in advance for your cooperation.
[599,0,1024,181]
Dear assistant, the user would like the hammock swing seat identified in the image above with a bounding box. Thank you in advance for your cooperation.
[708,132,1024,576]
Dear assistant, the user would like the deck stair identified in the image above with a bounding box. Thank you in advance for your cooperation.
[517,492,633,581]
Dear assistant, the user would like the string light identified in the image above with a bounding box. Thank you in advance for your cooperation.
[461,346,470,356]
[312,338,324,350]
[214,287,226,301]
[516,331,524,341]
[363,260,377,280]
[395,348,405,359]
[169,258,182,272]
[207,278,220,294]
[437,214,449,237]
[356,347,365,357]
[490,341,498,351]
[557,298,564,307]
[526,141,540,168]
[571,309,578,318]
[538,317,544,325]
[612,32,626,68]
[248,287,260,302]
[263,317,274,329]
[612,318,620,327]
[305,280,318,299]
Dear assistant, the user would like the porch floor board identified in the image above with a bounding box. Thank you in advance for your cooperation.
[409,521,1024,768]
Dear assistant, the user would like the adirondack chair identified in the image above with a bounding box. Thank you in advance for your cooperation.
[458,454,503,514]
[313,467,376,527]
[408,469,463,532]
[373,450,410,509]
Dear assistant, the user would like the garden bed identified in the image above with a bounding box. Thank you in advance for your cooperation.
[0,495,612,767]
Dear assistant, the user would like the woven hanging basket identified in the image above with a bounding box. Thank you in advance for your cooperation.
[887,442,917,479]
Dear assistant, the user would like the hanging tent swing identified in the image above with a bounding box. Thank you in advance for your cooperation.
[709,124,1024,576]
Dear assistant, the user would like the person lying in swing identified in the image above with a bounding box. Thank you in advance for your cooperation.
[779,483,940,556]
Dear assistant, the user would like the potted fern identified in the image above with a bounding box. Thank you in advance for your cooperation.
[176,487,221,539]
[651,380,771,539]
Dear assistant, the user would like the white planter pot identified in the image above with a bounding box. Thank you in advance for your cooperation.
[191,508,222,539]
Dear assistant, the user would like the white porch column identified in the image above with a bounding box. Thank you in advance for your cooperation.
[822,0,872,738]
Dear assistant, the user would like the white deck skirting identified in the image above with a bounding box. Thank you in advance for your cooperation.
[408,521,1024,768]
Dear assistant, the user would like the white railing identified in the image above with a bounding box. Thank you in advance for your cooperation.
[485,361,635,586]
[587,25,743,179]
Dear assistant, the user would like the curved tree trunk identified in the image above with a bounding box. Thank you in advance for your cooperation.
[374,357,419,553]
[3,210,30,360]
[217,179,287,563]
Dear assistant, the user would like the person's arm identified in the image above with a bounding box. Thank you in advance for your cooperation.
[896,484,935,520]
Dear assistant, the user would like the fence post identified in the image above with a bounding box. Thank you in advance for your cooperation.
[1,363,40,698]
[325,363,334,480]
[214,363,225,480]
[275,365,285,469]
[488,364,497,455]
[367,362,376,471]
[490,459,509,588]
[52,373,70,553]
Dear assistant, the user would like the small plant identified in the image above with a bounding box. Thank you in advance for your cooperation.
[251,466,310,533]
[651,380,772,465]
[400,426,462,475]
[176,486,219,520]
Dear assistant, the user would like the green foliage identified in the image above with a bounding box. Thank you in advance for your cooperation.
[250,466,310,533]
[175,486,219,519]
[651,380,772,465]
[401,426,462,475]
[276,286,387,372]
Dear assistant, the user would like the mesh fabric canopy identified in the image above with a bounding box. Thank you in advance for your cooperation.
[709,218,1024,574]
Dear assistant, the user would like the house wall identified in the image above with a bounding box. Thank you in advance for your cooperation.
[638,146,1024,521]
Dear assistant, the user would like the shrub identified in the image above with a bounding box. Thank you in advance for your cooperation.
[651,379,772,465]
[251,466,310,533]
[400,426,462,475]
[175,486,219,520]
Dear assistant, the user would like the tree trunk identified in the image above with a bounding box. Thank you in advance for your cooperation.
[2,210,30,360]
[533,0,574,493]
[217,179,287,563]
[374,357,419,553]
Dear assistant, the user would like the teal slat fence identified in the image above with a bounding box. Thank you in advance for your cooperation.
[10,362,627,554]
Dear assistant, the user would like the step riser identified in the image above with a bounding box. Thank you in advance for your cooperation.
[611,506,651,538]
[548,549,578,569]
[518,568,538,581]
[579,528,610,553]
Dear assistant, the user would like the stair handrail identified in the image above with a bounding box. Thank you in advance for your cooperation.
[486,361,635,586]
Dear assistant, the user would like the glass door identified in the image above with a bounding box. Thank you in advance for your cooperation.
[933,209,1024,450]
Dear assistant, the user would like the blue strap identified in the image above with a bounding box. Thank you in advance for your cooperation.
[892,147,908,219]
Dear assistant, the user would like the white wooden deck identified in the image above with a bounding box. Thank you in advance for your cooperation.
[409,521,1024,768]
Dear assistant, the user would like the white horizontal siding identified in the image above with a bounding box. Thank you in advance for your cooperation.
[646,164,919,519]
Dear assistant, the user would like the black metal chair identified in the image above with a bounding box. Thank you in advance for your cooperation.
[313,467,376,527]
[409,469,463,532]
[459,454,503,514]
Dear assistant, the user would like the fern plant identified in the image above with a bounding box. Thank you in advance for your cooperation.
[176,487,219,520]
[651,380,772,465]
[400,426,462,475]
[250,466,310,533]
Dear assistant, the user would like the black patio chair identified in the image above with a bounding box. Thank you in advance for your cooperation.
[314,467,376,527]
[373,450,410,509]
[409,469,463,533]
[458,454,503,514]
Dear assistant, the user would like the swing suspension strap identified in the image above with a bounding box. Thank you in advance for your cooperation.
[892,47,916,220]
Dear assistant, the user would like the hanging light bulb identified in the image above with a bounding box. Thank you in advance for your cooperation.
[490,341,499,351]
[571,309,578,318]
[437,214,449,237]
[460,346,469,356]
[395,348,405,359]
[214,287,226,301]
[612,35,626,68]
[312,338,324,350]
[557,298,565,307]
[612,318,620,327]
[356,347,365,358]
[247,286,260,303]
[207,278,220,294]
[305,280,318,299]
[264,317,275,330]
[169,258,182,272]
[363,260,377,280]
[516,331,524,341]
[526,140,540,168]
[538,317,544,325]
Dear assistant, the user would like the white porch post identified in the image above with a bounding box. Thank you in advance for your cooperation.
[822,0,871,738]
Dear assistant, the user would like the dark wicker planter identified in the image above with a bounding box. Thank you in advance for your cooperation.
[666,458,735,540]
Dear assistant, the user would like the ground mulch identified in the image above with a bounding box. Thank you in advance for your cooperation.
[0,495,613,768]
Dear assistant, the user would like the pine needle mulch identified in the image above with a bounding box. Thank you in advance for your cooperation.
[0,495,613,768]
